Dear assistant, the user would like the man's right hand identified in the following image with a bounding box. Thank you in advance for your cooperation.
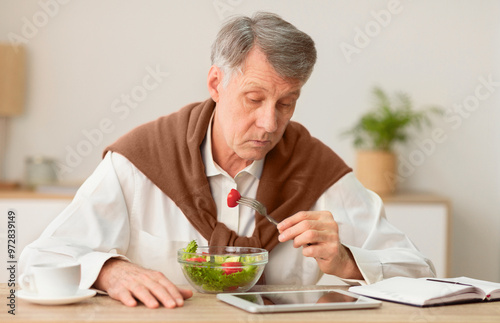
[93,258,193,309]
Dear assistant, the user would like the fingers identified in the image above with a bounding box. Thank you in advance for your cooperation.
[277,211,316,233]
[129,273,193,309]
[96,259,193,309]
[290,229,326,248]
[128,282,161,309]
[149,277,191,309]
[108,287,138,307]
[277,211,314,244]
[301,240,340,260]
[278,211,338,246]
[178,287,194,299]
[277,211,363,279]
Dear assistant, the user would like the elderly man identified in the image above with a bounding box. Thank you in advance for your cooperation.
[20,12,435,309]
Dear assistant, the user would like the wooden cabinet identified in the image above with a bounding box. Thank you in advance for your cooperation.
[382,192,451,278]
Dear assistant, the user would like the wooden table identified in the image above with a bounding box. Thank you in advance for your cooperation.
[1,284,499,323]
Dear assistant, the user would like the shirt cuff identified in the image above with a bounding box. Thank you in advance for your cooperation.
[344,244,383,284]
[78,252,129,289]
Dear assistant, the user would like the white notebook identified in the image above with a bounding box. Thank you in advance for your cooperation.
[349,276,500,307]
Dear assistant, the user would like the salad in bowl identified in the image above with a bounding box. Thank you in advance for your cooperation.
[177,240,268,293]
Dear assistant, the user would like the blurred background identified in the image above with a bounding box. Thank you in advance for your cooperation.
[0,1,498,282]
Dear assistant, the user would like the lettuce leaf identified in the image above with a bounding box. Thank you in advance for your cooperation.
[183,262,258,292]
[183,240,198,253]
[181,240,259,292]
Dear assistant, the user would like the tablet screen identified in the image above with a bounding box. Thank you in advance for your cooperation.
[234,290,358,305]
[217,289,382,313]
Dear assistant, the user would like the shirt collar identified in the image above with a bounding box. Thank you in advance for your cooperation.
[202,111,264,179]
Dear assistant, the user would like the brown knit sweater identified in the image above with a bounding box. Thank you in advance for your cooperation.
[104,99,351,252]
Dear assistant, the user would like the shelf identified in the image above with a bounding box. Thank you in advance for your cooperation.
[381,191,450,204]
[0,189,74,200]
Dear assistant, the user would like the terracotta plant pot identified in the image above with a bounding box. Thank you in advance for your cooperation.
[355,150,397,196]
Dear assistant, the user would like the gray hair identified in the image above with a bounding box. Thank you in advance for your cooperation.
[211,12,317,87]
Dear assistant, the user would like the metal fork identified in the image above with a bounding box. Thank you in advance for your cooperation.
[237,196,279,226]
[238,196,313,246]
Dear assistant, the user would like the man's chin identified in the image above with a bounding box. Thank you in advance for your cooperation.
[237,149,269,162]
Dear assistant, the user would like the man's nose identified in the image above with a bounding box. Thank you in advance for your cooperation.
[256,103,278,133]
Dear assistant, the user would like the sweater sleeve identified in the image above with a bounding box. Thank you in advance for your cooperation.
[19,152,131,289]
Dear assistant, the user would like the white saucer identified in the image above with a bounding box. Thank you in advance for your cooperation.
[17,289,97,305]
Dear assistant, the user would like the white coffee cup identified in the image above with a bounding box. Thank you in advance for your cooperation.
[19,263,81,298]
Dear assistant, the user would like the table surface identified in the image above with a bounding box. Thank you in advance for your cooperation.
[2,284,499,323]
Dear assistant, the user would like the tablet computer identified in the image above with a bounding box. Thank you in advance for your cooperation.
[217,289,382,313]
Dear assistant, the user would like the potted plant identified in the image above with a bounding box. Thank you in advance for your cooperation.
[342,87,441,195]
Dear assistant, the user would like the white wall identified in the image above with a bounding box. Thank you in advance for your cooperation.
[1,0,499,282]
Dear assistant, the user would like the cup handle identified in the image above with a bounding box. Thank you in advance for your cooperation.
[19,273,36,293]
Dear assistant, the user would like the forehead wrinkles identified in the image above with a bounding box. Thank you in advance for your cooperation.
[240,75,301,98]
[235,48,301,97]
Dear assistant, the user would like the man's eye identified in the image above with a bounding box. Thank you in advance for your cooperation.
[247,98,262,104]
[278,102,293,109]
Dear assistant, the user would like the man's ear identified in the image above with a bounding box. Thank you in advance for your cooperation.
[207,65,223,102]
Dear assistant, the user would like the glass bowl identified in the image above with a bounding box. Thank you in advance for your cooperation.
[177,246,268,293]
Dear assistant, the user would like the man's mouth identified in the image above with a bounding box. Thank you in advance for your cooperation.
[250,139,270,146]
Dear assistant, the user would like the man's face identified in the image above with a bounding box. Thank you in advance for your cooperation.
[210,48,303,165]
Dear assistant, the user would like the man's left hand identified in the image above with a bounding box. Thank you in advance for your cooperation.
[277,211,363,280]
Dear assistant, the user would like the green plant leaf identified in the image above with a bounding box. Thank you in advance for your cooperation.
[342,87,443,151]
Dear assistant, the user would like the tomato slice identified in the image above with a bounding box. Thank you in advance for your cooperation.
[227,189,241,208]
[186,257,206,262]
[221,261,243,275]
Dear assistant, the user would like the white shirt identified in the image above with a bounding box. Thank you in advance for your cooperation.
[19,122,435,289]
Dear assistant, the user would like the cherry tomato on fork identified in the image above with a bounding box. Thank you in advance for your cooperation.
[227,189,241,208]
